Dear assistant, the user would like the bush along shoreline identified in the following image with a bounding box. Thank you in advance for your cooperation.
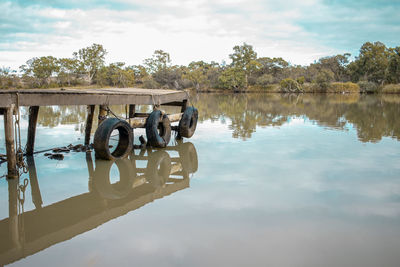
[1,41,400,94]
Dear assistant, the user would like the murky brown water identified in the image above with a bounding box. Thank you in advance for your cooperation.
[1,93,400,267]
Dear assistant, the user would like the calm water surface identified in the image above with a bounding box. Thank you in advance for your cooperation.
[0,93,400,267]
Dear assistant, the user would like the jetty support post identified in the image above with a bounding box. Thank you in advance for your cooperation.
[4,104,18,178]
[98,105,108,126]
[181,99,188,112]
[26,106,39,155]
[129,104,135,119]
[84,105,95,146]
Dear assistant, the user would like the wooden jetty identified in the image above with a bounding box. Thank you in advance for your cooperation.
[0,88,198,178]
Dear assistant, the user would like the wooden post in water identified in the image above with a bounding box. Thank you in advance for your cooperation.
[26,106,39,155]
[84,105,95,146]
[129,104,136,118]
[98,105,108,125]
[181,99,188,112]
[4,105,18,178]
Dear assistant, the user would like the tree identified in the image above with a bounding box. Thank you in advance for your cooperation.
[229,43,259,87]
[58,58,79,86]
[143,50,171,74]
[20,56,60,87]
[218,67,246,90]
[318,54,351,81]
[183,61,217,90]
[386,47,400,84]
[315,68,334,91]
[73,43,107,84]
[350,42,390,84]
[97,62,135,87]
[0,67,19,89]
[257,57,289,82]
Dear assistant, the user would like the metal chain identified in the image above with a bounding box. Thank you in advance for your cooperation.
[106,106,124,121]
[14,94,28,174]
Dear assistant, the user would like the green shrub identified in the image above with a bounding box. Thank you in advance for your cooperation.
[381,84,400,94]
[314,69,334,92]
[280,78,303,92]
[256,74,275,87]
[358,81,379,93]
[328,82,360,93]
[296,76,305,85]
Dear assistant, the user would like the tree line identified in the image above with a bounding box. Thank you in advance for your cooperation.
[1,41,399,92]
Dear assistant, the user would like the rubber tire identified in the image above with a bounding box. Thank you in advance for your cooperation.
[178,142,198,173]
[178,106,198,138]
[146,150,171,189]
[146,110,171,148]
[93,158,134,199]
[94,118,133,160]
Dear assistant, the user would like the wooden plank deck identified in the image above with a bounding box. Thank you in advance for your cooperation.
[0,88,188,108]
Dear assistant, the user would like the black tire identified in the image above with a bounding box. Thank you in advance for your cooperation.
[178,106,198,138]
[146,110,171,148]
[146,150,171,189]
[178,142,198,173]
[94,118,133,160]
[93,158,134,199]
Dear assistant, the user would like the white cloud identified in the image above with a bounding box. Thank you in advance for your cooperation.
[2,0,395,69]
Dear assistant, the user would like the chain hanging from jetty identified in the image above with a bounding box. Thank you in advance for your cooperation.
[14,93,28,174]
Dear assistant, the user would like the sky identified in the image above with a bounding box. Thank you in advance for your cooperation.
[0,0,399,70]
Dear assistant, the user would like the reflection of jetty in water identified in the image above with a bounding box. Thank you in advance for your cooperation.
[0,142,198,266]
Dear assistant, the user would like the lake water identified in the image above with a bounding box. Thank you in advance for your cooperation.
[0,93,400,267]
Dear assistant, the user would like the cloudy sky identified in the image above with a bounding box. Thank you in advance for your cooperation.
[1,0,399,69]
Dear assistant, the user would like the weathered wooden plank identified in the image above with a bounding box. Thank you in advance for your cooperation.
[128,113,182,128]
[26,106,39,155]
[0,87,179,95]
[162,101,184,107]
[0,91,187,107]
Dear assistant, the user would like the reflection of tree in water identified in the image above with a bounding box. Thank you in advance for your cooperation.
[25,104,179,134]
[193,93,400,143]
[21,94,400,143]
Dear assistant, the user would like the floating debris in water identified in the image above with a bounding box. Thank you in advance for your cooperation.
[133,135,147,149]
[48,153,64,160]
[52,147,70,153]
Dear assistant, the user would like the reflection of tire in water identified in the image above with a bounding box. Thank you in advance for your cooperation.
[146,150,171,189]
[178,142,198,174]
[93,158,134,199]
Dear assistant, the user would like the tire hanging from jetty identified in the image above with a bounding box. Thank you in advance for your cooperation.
[145,110,172,148]
[93,118,133,160]
[178,106,198,138]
